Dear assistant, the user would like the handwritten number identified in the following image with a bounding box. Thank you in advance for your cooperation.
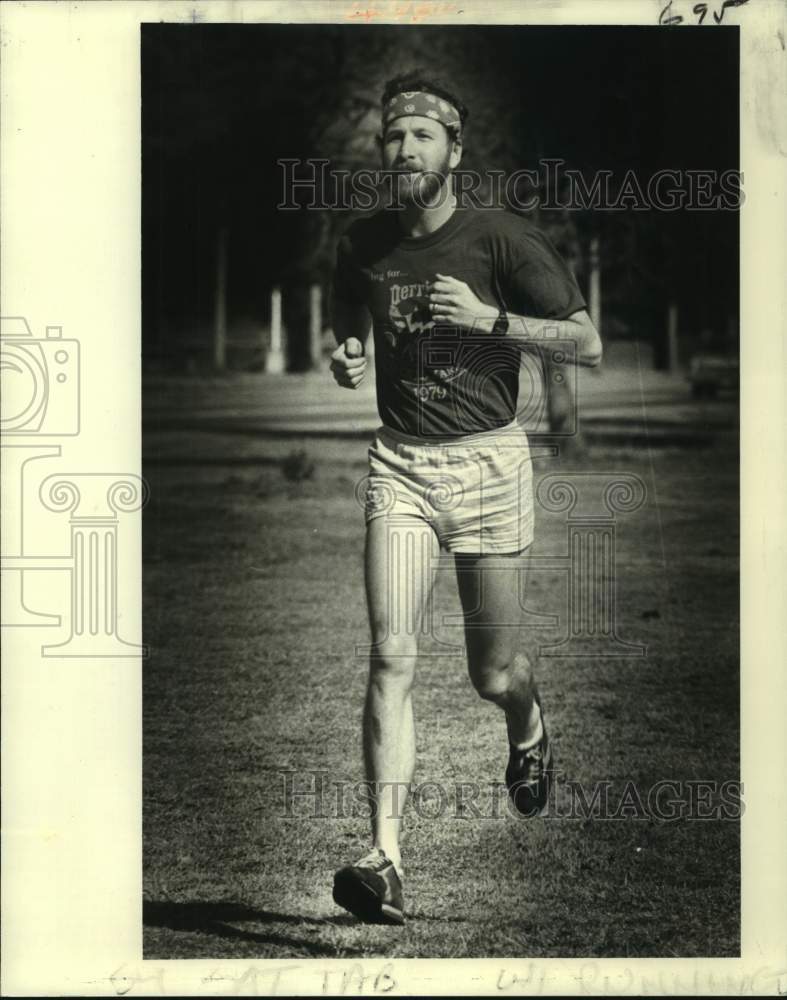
[659,1,683,25]
[660,0,748,24]
[720,0,750,19]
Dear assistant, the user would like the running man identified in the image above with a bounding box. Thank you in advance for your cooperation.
[329,71,602,925]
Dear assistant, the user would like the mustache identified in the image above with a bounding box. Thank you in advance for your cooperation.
[388,166,448,178]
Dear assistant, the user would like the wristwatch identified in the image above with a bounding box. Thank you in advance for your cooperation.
[491,308,509,336]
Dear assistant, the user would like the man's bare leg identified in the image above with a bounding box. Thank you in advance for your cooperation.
[455,548,553,815]
[455,550,541,746]
[363,515,440,874]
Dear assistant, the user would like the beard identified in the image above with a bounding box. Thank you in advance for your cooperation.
[389,150,452,208]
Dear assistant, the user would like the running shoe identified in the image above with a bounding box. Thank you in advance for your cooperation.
[332,848,404,925]
[505,699,554,817]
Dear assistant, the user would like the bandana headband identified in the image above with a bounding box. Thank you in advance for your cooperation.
[382,91,462,136]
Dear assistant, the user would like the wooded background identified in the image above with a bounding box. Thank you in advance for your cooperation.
[141,24,740,372]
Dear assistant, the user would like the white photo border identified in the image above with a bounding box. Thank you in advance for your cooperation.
[2,0,785,995]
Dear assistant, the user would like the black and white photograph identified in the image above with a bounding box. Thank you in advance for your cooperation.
[142,16,743,960]
[2,1,786,995]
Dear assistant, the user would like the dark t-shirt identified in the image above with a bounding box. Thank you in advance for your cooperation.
[332,205,586,437]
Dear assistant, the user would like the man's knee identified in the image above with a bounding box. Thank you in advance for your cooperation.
[469,650,533,703]
[369,637,418,689]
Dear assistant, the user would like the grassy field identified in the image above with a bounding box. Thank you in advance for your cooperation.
[142,423,739,959]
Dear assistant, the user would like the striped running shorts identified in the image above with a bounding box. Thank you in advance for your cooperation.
[363,420,534,555]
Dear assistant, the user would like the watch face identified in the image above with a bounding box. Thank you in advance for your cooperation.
[493,311,509,336]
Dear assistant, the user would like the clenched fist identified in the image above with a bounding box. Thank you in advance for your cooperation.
[428,273,494,329]
[330,337,367,389]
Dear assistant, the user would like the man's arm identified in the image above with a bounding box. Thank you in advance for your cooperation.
[332,298,372,349]
[496,309,602,368]
[329,298,372,389]
[429,275,602,367]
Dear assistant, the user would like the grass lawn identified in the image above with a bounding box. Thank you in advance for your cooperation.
[142,426,739,959]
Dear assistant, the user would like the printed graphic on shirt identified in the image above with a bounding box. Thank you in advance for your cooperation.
[380,277,466,391]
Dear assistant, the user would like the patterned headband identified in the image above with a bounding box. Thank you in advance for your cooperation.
[382,91,462,136]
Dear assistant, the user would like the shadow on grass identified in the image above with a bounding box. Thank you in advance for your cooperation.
[143,900,361,957]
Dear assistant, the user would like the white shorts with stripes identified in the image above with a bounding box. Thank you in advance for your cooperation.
[364,420,534,555]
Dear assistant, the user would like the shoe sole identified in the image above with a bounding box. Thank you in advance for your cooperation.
[332,870,404,925]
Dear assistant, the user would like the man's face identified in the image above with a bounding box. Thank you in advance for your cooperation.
[381,114,461,205]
